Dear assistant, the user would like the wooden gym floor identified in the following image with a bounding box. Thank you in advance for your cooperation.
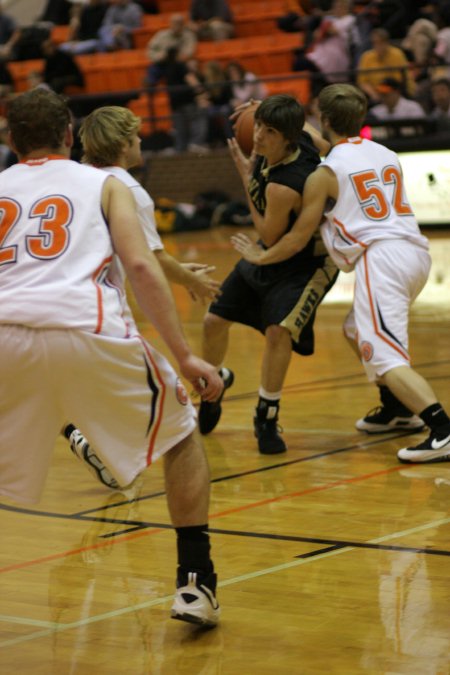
[1,227,449,675]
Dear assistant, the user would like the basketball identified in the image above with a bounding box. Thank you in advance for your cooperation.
[234,103,259,156]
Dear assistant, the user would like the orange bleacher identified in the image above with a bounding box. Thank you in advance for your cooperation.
[132,3,287,48]
[8,1,310,135]
[264,72,310,103]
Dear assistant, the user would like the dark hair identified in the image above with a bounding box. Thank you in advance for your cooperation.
[254,94,305,145]
[431,77,450,89]
[225,60,245,78]
[7,88,71,156]
[318,84,367,136]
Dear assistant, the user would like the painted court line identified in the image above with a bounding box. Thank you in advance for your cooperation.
[1,515,448,649]
[0,464,405,575]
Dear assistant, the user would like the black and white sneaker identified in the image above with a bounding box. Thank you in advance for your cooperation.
[397,430,450,463]
[63,424,121,490]
[355,406,425,434]
[171,572,220,627]
[198,368,234,435]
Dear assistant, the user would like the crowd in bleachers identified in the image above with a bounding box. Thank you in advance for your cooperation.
[1,0,450,157]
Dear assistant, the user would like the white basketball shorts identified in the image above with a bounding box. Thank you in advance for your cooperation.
[346,239,431,381]
[0,326,197,504]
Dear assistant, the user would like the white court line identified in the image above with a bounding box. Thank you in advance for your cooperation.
[1,516,449,649]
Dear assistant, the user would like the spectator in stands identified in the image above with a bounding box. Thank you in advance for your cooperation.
[368,77,424,119]
[26,70,52,91]
[60,0,109,55]
[97,0,143,51]
[429,77,450,129]
[189,0,234,42]
[136,0,159,12]
[402,18,438,68]
[40,0,72,26]
[202,60,233,145]
[0,4,20,61]
[8,20,54,62]
[224,61,267,107]
[277,0,305,33]
[356,28,415,105]
[292,0,358,95]
[41,37,85,94]
[370,0,407,40]
[165,51,209,153]
[0,59,12,99]
[146,13,197,86]
[434,2,450,66]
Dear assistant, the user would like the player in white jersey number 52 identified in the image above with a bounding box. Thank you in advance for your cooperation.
[231,83,450,465]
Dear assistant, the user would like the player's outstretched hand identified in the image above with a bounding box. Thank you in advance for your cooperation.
[189,268,222,303]
[182,263,215,273]
[179,355,224,402]
[231,232,264,264]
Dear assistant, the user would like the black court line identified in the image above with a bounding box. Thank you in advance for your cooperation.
[297,545,344,558]
[0,431,412,520]
[98,522,450,559]
[223,372,450,403]
[206,527,450,558]
[72,429,421,517]
[1,502,448,560]
[214,359,450,403]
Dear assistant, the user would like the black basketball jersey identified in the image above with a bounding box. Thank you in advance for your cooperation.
[240,130,328,281]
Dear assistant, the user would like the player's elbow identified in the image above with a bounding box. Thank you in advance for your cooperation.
[126,256,155,285]
[261,233,279,248]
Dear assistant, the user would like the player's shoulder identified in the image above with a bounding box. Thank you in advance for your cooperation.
[101,165,138,188]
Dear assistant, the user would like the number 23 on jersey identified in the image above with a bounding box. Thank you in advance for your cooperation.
[0,195,72,267]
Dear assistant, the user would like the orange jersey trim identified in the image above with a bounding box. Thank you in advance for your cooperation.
[333,217,368,249]
[335,137,363,146]
[21,155,68,165]
[363,252,410,361]
[91,256,112,334]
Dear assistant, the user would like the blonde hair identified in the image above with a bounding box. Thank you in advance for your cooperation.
[318,84,367,137]
[79,106,140,166]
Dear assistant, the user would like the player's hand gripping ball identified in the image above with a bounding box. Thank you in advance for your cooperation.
[234,102,259,156]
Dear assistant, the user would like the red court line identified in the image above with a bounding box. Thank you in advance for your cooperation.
[0,464,406,575]
[209,464,406,519]
[0,528,162,574]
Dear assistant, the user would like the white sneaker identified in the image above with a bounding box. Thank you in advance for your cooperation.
[171,572,220,628]
[397,430,450,463]
[64,425,121,490]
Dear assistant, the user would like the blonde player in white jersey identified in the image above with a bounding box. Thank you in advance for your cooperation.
[0,88,222,626]
[231,83,450,464]
[61,106,221,481]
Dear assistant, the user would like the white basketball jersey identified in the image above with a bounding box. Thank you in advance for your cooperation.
[103,166,162,251]
[101,166,163,335]
[320,137,429,271]
[0,156,130,336]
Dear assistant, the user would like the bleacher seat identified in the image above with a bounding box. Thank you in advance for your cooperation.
[8,1,308,138]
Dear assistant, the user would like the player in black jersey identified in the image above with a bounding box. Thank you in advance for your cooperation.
[199,94,339,454]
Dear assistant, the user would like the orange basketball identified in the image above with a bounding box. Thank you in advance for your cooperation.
[234,103,259,156]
